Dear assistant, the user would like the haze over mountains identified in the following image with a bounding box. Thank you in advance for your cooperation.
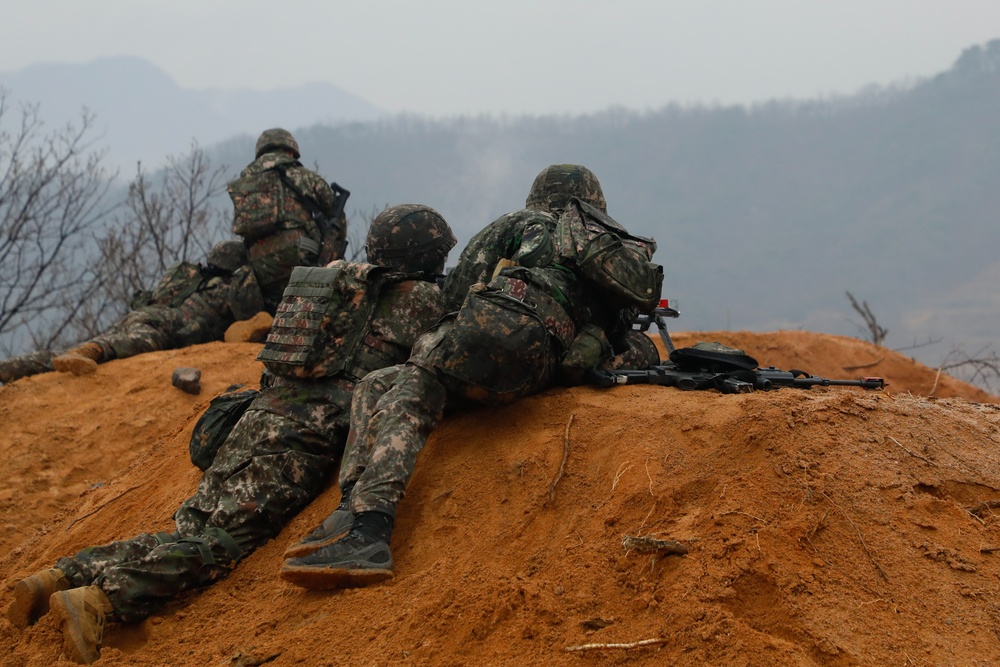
[1,42,999,383]
[0,56,385,173]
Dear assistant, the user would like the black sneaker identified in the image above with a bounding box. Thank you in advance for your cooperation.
[282,509,354,559]
[280,532,393,590]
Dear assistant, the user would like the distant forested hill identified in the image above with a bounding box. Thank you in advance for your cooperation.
[212,40,1000,366]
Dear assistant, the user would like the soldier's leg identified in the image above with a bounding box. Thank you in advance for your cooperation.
[94,528,241,623]
[7,532,170,628]
[0,350,55,383]
[91,306,183,362]
[348,364,448,516]
[174,407,343,556]
[55,533,175,587]
[82,407,342,622]
[283,365,404,559]
[280,365,447,589]
[338,365,404,491]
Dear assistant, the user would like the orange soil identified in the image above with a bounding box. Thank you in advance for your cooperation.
[2,331,1000,666]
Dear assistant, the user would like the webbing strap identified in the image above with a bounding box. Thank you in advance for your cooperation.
[204,526,244,563]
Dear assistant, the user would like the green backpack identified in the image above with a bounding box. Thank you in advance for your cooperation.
[553,198,663,311]
[227,166,311,240]
[188,386,259,471]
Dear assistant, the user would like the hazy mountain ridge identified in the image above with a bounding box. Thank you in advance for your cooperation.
[0,55,385,173]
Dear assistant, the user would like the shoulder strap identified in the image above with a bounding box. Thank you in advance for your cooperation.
[275,165,323,217]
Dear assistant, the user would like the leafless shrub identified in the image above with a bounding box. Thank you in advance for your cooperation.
[936,345,1000,395]
[846,291,888,347]
[90,142,230,326]
[0,92,117,355]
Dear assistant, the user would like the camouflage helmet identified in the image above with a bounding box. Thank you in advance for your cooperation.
[205,240,248,273]
[365,204,457,274]
[255,128,300,159]
[525,164,607,213]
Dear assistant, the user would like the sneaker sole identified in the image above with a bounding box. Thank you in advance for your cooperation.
[279,563,393,590]
[282,526,351,559]
[49,592,102,664]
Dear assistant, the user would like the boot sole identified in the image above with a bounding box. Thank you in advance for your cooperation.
[282,526,351,559]
[279,563,393,590]
[8,579,47,628]
[49,591,102,664]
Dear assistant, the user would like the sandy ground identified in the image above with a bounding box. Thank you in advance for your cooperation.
[2,331,1000,666]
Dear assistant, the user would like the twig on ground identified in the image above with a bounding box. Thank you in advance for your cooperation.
[611,461,631,493]
[966,500,1000,517]
[566,638,668,652]
[622,534,689,556]
[549,414,575,503]
[888,436,937,467]
[928,367,943,396]
[67,484,142,530]
[820,491,889,582]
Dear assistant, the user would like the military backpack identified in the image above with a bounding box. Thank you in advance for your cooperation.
[228,166,313,240]
[553,198,663,312]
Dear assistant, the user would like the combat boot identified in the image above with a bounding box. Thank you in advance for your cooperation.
[283,508,354,559]
[52,342,104,376]
[280,510,394,589]
[48,585,113,664]
[7,568,72,628]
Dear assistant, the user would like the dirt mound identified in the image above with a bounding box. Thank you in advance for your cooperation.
[2,332,1000,666]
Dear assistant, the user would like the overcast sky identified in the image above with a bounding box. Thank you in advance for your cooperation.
[2,1,997,116]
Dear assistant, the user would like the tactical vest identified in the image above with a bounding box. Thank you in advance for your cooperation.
[257,261,414,380]
[228,166,313,240]
[553,198,663,311]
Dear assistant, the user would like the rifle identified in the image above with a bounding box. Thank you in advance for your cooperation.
[325,182,351,263]
[276,168,351,264]
[592,364,885,394]
[634,299,680,354]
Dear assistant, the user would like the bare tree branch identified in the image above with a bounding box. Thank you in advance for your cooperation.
[846,291,888,347]
[0,91,117,355]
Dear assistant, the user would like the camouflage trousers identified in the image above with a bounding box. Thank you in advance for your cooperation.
[56,401,347,622]
[343,314,559,517]
[341,364,447,518]
[0,350,55,383]
[90,305,185,361]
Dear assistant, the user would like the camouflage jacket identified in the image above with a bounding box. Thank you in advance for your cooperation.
[441,208,558,311]
[131,262,263,348]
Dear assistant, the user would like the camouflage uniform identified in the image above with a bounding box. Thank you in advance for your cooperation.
[89,260,261,363]
[440,208,558,310]
[53,268,446,621]
[0,246,262,381]
[286,166,660,571]
[229,133,338,312]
